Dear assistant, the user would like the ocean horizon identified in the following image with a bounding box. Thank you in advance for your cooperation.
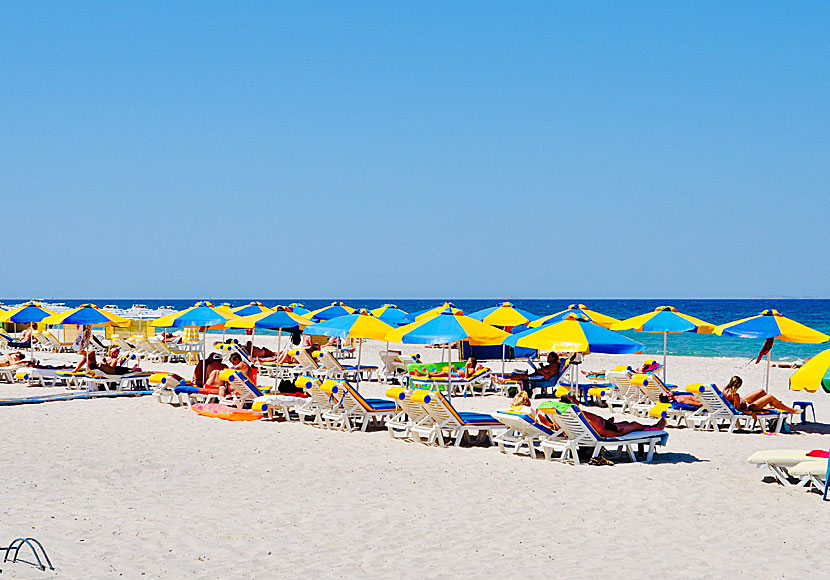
[4,298,828,362]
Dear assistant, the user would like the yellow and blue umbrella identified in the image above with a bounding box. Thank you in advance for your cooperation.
[227,305,312,363]
[0,302,55,325]
[149,301,237,329]
[42,303,130,327]
[790,349,830,394]
[370,304,412,326]
[468,302,538,327]
[287,303,310,316]
[386,308,509,399]
[0,302,57,358]
[611,305,714,383]
[231,301,272,317]
[308,301,356,322]
[715,309,829,389]
[412,302,464,321]
[529,304,619,329]
[304,310,395,387]
[505,315,644,354]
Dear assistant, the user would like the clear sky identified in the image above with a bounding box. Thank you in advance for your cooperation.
[2,2,828,299]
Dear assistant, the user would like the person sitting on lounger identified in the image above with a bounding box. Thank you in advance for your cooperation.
[244,341,276,359]
[7,323,36,348]
[722,375,802,415]
[0,352,26,366]
[509,352,571,395]
[87,351,141,375]
[216,353,254,398]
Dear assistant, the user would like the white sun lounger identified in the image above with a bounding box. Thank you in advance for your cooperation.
[494,408,561,458]
[685,383,788,433]
[538,404,669,465]
[384,387,433,439]
[790,460,830,493]
[747,449,819,488]
[319,380,397,432]
[409,390,507,448]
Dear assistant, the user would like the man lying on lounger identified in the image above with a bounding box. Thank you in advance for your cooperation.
[539,395,667,437]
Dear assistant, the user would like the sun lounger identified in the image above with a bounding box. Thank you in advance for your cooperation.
[147,372,192,405]
[15,367,73,387]
[292,348,327,378]
[538,403,669,464]
[292,376,341,426]
[378,350,408,383]
[319,380,398,431]
[79,370,153,392]
[36,331,73,353]
[628,373,705,427]
[409,390,507,447]
[605,369,645,413]
[408,367,492,397]
[147,337,187,363]
[494,409,560,458]
[384,387,433,439]
[747,450,820,488]
[790,460,830,493]
[318,351,377,381]
[528,358,572,399]
[684,383,788,433]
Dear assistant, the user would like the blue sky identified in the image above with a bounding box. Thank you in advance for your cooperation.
[2,2,828,299]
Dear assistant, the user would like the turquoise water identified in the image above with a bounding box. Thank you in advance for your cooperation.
[6,298,829,361]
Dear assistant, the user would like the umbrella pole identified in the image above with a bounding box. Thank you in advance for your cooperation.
[202,327,207,387]
[766,350,771,390]
[384,340,390,384]
[501,343,505,391]
[446,344,452,401]
[356,338,362,390]
[663,331,668,384]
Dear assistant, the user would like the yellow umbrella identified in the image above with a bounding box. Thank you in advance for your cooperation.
[413,302,464,321]
[42,303,130,327]
[227,306,314,360]
[530,304,620,329]
[790,349,830,394]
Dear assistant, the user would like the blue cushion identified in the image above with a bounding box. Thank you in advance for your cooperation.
[174,385,199,395]
[458,411,500,425]
[364,398,397,411]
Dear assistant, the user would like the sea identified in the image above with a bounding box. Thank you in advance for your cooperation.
[4,298,829,362]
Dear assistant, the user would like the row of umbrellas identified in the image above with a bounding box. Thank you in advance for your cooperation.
[2,301,829,393]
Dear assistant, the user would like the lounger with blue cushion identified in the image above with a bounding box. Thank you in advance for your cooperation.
[494,408,561,458]
[538,402,669,464]
[409,390,507,447]
[319,380,397,431]
[384,387,433,439]
[684,383,787,433]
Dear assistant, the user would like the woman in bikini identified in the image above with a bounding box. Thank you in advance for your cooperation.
[722,376,802,415]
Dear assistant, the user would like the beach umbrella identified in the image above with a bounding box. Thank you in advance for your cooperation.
[0,302,57,359]
[287,303,311,316]
[715,309,829,389]
[505,315,644,354]
[468,302,539,327]
[231,302,272,317]
[611,305,714,383]
[42,303,130,327]
[468,302,540,378]
[505,315,644,396]
[530,304,620,329]
[412,302,464,321]
[227,306,313,362]
[386,308,509,400]
[370,304,412,326]
[308,301,356,322]
[790,349,830,394]
[150,302,238,383]
[304,310,395,388]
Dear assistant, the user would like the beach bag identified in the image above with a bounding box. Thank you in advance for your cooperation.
[277,379,304,394]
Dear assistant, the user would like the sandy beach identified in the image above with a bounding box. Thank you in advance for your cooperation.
[1,337,829,579]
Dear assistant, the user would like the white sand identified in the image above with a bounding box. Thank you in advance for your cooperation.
[2,337,829,578]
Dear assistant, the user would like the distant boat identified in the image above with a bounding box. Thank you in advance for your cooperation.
[103,304,120,310]
[132,304,149,309]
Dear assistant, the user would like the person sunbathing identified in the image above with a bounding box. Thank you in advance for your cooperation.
[7,323,36,348]
[0,352,26,367]
[413,357,481,380]
[722,375,802,415]
[244,341,276,359]
[556,395,666,436]
[87,351,141,375]
[509,352,571,394]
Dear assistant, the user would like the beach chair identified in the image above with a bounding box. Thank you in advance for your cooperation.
[384,387,434,439]
[378,350,408,383]
[494,408,560,458]
[0,332,15,350]
[79,370,153,392]
[319,380,398,432]
[147,372,192,406]
[293,348,327,378]
[318,351,377,381]
[605,369,645,413]
[408,367,492,397]
[790,460,829,492]
[628,374,705,427]
[747,450,820,488]
[528,358,572,399]
[218,369,265,408]
[15,367,73,387]
[293,376,342,426]
[0,365,23,383]
[409,390,507,448]
[38,331,73,353]
[684,383,788,433]
[146,337,186,363]
[538,403,669,464]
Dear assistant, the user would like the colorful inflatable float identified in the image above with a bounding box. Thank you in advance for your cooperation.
[191,403,262,421]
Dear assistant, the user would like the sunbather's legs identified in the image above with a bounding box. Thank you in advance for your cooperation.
[611,417,667,435]
[72,349,88,373]
[742,389,767,404]
[672,394,702,407]
[746,394,801,414]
